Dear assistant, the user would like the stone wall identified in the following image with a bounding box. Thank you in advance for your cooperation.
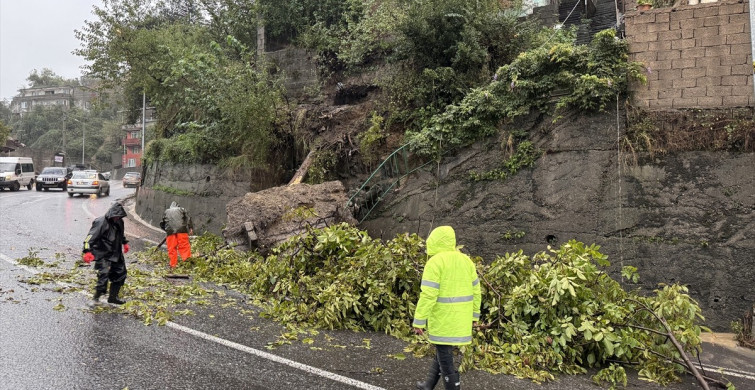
[134,186,234,235]
[362,109,755,331]
[135,161,287,234]
[626,0,754,108]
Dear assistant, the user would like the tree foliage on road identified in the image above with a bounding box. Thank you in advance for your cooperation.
[18,222,726,388]
[172,224,721,388]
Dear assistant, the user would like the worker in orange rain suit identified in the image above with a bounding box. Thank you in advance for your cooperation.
[82,202,130,305]
[160,201,194,268]
[413,226,481,390]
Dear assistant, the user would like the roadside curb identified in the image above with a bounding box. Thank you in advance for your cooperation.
[122,192,163,234]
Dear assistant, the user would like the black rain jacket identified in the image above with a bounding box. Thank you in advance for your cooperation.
[82,202,128,262]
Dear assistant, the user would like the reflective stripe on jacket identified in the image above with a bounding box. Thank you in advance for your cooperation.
[412,226,481,345]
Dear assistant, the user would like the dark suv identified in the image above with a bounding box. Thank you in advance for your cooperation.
[36,166,73,191]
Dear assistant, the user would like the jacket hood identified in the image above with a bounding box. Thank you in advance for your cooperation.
[105,202,128,220]
[426,226,456,256]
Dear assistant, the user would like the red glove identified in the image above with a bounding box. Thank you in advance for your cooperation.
[83,252,95,263]
[123,243,130,254]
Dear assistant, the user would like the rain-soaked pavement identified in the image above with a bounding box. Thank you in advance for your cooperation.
[1,182,753,389]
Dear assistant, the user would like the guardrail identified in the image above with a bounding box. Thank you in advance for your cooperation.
[347,143,434,223]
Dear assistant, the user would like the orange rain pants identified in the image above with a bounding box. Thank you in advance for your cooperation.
[166,233,191,268]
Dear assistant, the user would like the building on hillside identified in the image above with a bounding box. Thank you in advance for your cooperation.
[9,77,100,117]
[121,108,156,168]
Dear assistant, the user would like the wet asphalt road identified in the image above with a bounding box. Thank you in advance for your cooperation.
[1,182,753,390]
[0,183,368,390]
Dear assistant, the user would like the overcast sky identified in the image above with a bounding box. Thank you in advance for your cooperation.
[0,0,101,102]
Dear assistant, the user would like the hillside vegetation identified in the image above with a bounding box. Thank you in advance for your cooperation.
[72,0,645,172]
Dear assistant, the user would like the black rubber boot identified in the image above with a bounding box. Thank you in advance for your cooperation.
[416,359,441,390]
[442,372,460,390]
[107,282,126,305]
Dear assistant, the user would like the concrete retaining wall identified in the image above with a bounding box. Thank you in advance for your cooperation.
[362,109,755,331]
[135,161,287,234]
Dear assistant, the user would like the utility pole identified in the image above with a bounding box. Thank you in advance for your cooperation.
[81,122,85,164]
[142,91,146,166]
[62,116,66,161]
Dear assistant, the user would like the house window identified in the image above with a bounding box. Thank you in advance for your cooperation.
[130,131,140,139]
[128,158,136,167]
[21,102,27,108]
[132,146,140,154]
[45,90,54,95]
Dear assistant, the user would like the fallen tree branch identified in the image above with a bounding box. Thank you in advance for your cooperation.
[625,298,710,390]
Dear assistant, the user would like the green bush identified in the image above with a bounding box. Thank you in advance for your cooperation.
[181,224,710,386]
[407,28,647,157]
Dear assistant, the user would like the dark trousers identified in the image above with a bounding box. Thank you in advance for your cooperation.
[434,344,456,376]
[94,259,127,293]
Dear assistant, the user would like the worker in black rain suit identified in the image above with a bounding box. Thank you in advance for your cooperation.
[82,201,130,305]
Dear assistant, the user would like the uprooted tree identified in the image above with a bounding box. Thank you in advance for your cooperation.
[178,223,733,389]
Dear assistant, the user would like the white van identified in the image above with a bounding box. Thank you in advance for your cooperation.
[0,157,35,191]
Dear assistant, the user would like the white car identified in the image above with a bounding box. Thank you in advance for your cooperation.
[67,170,110,197]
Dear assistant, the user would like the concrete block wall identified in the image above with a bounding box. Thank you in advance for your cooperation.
[626,0,755,108]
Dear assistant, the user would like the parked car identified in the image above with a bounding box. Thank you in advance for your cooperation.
[67,170,110,197]
[122,172,142,188]
[36,166,73,191]
[0,156,35,191]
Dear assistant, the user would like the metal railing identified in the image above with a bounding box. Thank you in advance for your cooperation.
[347,143,434,223]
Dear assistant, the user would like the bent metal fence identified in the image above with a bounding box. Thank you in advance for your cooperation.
[347,143,434,223]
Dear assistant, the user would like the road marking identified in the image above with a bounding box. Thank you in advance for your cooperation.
[124,232,159,245]
[168,321,384,390]
[0,251,385,390]
[124,201,165,234]
[0,192,48,205]
[699,363,755,381]
[81,198,98,219]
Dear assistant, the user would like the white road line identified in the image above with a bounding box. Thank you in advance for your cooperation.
[699,364,755,381]
[168,321,384,390]
[81,197,98,219]
[124,232,159,245]
[124,201,165,234]
[0,251,385,390]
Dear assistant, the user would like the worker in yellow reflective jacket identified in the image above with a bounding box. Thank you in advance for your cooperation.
[413,226,481,390]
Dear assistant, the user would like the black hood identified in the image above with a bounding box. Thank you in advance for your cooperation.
[105,202,127,220]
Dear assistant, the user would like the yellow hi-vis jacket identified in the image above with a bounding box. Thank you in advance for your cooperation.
[412,226,481,345]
